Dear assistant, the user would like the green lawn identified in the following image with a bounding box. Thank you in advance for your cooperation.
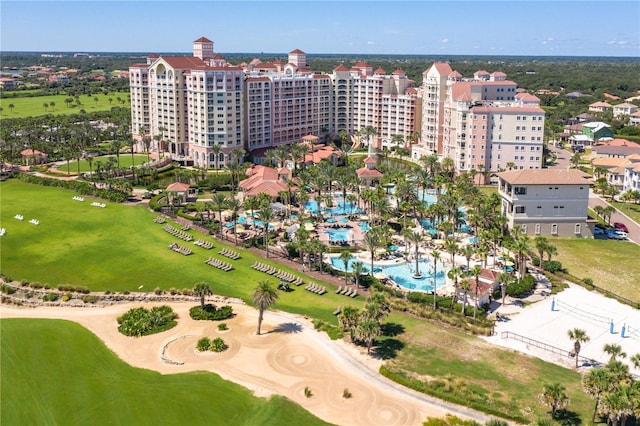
[0,179,355,324]
[0,92,130,119]
[56,154,150,173]
[551,238,640,302]
[611,201,640,224]
[383,313,593,422]
[0,318,330,426]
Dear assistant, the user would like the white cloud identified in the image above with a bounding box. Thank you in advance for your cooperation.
[441,38,448,43]
[367,41,376,45]
[608,39,616,44]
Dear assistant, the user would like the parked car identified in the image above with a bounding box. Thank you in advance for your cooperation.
[594,227,605,236]
[614,222,629,233]
[606,229,628,240]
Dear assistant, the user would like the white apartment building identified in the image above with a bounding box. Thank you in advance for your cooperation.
[497,169,594,238]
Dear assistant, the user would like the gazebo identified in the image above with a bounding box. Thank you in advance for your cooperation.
[166,182,191,204]
[20,149,48,166]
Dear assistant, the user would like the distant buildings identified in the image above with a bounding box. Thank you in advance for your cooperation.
[129,36,544,175]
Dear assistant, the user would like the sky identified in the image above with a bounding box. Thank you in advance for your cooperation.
[1,1,639,57]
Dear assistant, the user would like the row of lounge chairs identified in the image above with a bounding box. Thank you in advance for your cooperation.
[153,216,166,224]
[251,262,303,285]
[305,283,326,295]
[335,286,358,298]
[219,248,240,260]
[194,239,214,250]
[205,257,233,271]
[163,225,193,241]
[169,243,192,256]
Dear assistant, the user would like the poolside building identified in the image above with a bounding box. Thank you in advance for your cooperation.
[497,169,594,238]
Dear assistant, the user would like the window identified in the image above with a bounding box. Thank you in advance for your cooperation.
[514,186,527,195]
[515,206,526,214]
[575,223,581,234]
[521,224,527,233]
[535,224,541,235]
[552,224,558,235]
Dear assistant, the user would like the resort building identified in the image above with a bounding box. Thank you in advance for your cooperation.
[497,169,594,238]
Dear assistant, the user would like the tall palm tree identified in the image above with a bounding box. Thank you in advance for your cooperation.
[258,206,274,258]
[339,250,352,286]
[193,282,212,310]
[459,279,471,315]
[227,198,242,246]
[353,261,364,289]
[211,144,222,174]
[211,193,229,239]
[447,266,462,308]
[470,265,482,319]
[250,281,279,335]
[497,272,513,305]
[405,230,423,277]
[338,306,360,340]
[362,229,381,276]
[568,328,590,369]
[355,317,381,355]
[431,249,441,310]
[582,368,615,423]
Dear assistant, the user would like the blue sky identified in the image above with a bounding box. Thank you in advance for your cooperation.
[2,1,639,57]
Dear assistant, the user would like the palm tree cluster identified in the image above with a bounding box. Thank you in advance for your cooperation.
[581,345,640,425]
[338,292,390,354]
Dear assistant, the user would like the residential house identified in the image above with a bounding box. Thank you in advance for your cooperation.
[456,268,499,308]
[629,111,640,126]
[497,169,594,238]
[591,155,640,191]
[613,102,638,119]
[588,101,613,113]
[20,149,48,165]
[592,144,640,159]
[623,163,640,194]
[582,122,614,142]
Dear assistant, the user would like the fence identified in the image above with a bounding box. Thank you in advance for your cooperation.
[501,331,600,366]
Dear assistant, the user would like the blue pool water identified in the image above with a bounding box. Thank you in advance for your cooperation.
[358,221,370,231]
[330,257,447,291]
[323,228,352,242]
[252,219,274,229]
[304,200,319,214]
[339,217,349,223]
[237,216,248,224]
[329,200,362,215]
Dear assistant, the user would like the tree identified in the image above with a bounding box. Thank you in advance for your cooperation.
[631,353,640,369]
[8,103,15,112]
[459,279,471,315]
[250,281,279,335]
[431,249,441,310]
[193,282,212,310]
[447,266,462,308]
[339,250,352,286]
[355,318,381,355]
[353,261,364,289]
[582,368,615,423]
[470,264,482,319]
[49,101,55,111]
[405,230,423,277]
[603,343,627,362]
[211,144,222,173]
[227,198,242,246]
[211,193,229,239]
[497,272,513,305]
[362,229,382,276]
[258,206,274,258]
[539,383,569,418]
[568,328,590,369]
[338,306,360,340]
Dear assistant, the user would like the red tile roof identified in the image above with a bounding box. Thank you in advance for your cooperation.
[333,65,350,72]
[289,49,306,54]
[364,156,377,164]
[356,167,383,178]
[497,169,591,185]
[194,37,213,43]
[431,62,453,75]
[161,56,207,69]
[392,69,405,75]
[167,182,190,192]
[20,149,46,156]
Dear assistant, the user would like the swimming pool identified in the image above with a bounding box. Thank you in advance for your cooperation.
[358,221,370,231]
[329,256,447,292]
[323,228,352,242]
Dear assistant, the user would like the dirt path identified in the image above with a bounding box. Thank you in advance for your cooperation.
[1,301,492,425]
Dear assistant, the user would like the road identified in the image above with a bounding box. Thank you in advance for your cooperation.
[546,143,572,169]
[588,193,640,244]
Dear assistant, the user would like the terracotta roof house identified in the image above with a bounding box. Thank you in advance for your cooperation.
[166,182,192,203]
[456,268,498,307]
[20,148,48,166]
[497,169,594,238]
[239,165,296,198]
[613,102,638,119]
[630,111,640,126]
[588,101,613,112]
[356,157,383,186]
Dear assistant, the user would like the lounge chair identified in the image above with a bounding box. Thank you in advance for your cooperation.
[333,306,342,316]
[336,286,343,294]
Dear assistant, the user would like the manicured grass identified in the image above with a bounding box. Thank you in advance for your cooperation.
[55,154,150,174]
[551,238,640,303]
[382,312,593,422]
[610,201,640,224]
[0,92,130,119]
[0,318,330,426]
[0,179,356,323]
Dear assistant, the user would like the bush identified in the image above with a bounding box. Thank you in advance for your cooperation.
[542,260,565,273]
[218,323,228,331]
[506,275,536,297]
[196,337,211,351]
[43,292,59,302]
[154,287,163,295]
[189,304,234,321]
[61,293,72,302]
[117,305,178,337]
[82,295,99,304]
[0,285,16,295]
[211,337,226,352]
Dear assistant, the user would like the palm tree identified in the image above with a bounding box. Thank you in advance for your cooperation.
[631,353,640,369]
[539,382,569,418]
[355,317,381,355]
[459,279,471,315]
[338,306,360,340]
[567,328,590,369]
[339,250,352,286]
[534,236,549,265]
[227,198,242,246]
[405,230,423,277]
[211,144,222,173]
[582,368,615,423]
[431,249,441,310]
[250,281,279,335]
[193,282,212,310]
[470,265,482,319]
[497,272,513,305]
[447,266,462,308]
[603,343,627,362]
[211,193,229,239]
[362,229,381,276]
[258,206,274,258]
[353,261,364,289]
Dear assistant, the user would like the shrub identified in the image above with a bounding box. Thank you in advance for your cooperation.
[218,323,228,331]
[117,305,178,337]
[189,304,234,321]
[342,388,352,399]
[61,293,72,302]
[43,292,59,302]
[304,386,312,398]
[0,285,16,295]
[196,337,211,351]
[542,260,565,273]
[154,287,163,295]
[169,287,178,295]
[506,275,536,297]
[211,337,226,352]
[82,295,99,304]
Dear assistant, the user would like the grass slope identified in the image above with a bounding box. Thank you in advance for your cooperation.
[0,92,130,119]
[551,238,640,303]
[55,154,150,174]
[0,318,331,426]
[0,180,352,323]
